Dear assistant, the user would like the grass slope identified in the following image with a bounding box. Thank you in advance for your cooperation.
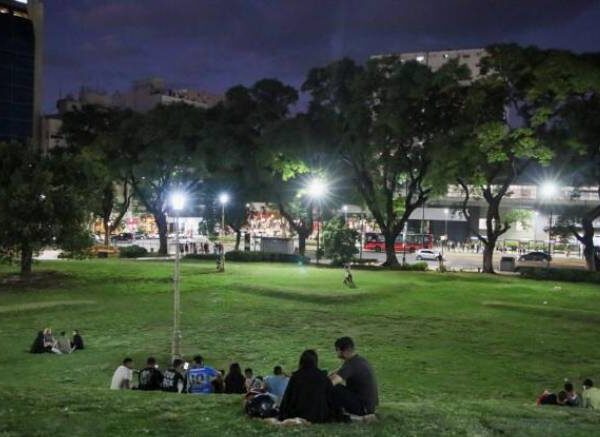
[0,259,599,436]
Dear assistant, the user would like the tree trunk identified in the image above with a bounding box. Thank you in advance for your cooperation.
[103,217,111,247]
[581,218,598,272]
[234,229,241,251]
[383,231,399,266]
[155,212,168,256]
[298,231,307,256]
[20,244,33,276]
[482,240,496,274]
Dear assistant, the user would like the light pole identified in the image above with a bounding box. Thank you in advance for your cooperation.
[170,192,185,359]
[540,182,558,258]
[218,193,229,272]
[343,205,348,224]
[443,208,449,256]
[307,178,327,265]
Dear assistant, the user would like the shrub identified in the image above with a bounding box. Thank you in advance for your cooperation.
[183,253,219,261]
[118,245,148,258]
[226,251,310,264]
[516,266,600,284]
[323,218,359,265]
[395,262,429,271]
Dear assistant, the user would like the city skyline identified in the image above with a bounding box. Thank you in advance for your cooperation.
[44,0,600,111]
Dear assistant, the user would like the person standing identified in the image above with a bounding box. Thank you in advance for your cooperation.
[110,358,134,390]
[329,337,379,417]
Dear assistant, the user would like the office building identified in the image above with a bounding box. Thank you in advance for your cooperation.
[0,0,43,145]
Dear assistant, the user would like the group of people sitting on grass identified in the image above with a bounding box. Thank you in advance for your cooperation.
[537,379,600,409]
[30,328,84,354]
[110,336,378,423]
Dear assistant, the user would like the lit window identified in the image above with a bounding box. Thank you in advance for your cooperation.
[443,53,449,59]
[416,55,425,62]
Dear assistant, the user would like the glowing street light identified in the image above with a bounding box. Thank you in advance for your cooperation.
[169,191,186,359]
[218,193,229,272]
[306,178,328,265]
[343,205,348,223]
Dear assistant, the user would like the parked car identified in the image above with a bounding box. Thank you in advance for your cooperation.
[415,249,443,261]
[111,232,134,242]
[518,251,552,262]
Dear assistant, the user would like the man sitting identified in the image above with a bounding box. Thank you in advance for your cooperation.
[161,359,186,393]
[138,357,163,391]
[186,355,220,394]
[582,379,600,409]
[265,366,289,406]
[110,357,134,390]
[71,330,84,351]
[329,336,379,419]
[56,331,73,354]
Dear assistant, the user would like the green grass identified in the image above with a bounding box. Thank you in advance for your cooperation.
[0,259,599,436]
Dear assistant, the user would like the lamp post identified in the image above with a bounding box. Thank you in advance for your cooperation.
[307,178,327,265]
[443,208,449,256]
[540,182,558,258]
[218,193,229,272]
[170,192,185,359]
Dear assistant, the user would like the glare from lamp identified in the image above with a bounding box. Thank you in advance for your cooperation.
[171,192,186,211]
[218,193,229,205]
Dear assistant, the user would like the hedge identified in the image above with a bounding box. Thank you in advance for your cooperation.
[183,251,310,264]
[118,245,148,258]
[516,266,600,284]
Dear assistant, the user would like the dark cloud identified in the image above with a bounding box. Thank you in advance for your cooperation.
[44,0,600,111]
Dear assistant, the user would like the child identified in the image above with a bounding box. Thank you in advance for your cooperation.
[343,263,355,288]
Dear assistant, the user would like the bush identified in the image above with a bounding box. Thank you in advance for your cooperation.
[183,253,218,261]
[516,266,600,284]
[118,245,148,258]
[323,218,359,265]
[226,251,310,264]
[395,262,429,271]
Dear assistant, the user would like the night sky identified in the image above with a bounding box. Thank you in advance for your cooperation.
[44,0,600,112]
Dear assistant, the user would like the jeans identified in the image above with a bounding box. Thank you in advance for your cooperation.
[332,384,369,416]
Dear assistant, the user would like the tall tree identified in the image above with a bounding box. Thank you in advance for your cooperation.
[61,105,134,246]
[0,143,94,275]
[303,57,469,265]
[128,104,207,255]
[455,45,600,273]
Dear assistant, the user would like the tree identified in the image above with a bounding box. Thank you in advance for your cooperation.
[61,105,134,246]
[551,92,600,270]
[128,104,207,255]
[455,45,600,273]
[303,57,469,265]
[0,143,94,275]
[323,217,359,265]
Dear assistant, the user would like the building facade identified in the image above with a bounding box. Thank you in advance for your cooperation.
[0,0,43,145]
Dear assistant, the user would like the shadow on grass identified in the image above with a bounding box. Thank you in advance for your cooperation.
[233,284,377,305]
[0,270,73,292]
[482,300,600,324]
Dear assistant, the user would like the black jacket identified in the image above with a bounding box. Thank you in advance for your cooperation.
[279,367,335,423]
[224,372,246,394]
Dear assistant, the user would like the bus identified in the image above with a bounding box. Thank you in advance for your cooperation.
[363,233,433,253]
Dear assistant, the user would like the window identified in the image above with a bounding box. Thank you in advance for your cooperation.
[416,55,425,62]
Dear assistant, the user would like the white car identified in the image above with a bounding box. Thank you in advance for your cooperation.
[415,249,442,261]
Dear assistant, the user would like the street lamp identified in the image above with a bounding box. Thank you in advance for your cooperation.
[218,193,229,272]
[307,178,328,265]
[170,192,185,359]
[540,182,558,257]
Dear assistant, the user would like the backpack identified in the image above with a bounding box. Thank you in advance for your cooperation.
[245,393,278,418]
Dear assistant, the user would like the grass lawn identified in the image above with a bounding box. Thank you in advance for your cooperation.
[0,259,599,436]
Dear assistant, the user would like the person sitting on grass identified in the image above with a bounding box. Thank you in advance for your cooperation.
[71,330,84,351]
[278,349,335,424]
[161,359,186,393]
[56,331,73,354]
[265,366,289,406]
[138,357,163,391]
[42,328,61,354]
[186,355,220,394]
[224,362,246,394]
[582,379,600,409]
[110,357,134,390]
[564,382,581,407]
[244,368,255,392]
[30,331,45,354]
[329,336,379,419]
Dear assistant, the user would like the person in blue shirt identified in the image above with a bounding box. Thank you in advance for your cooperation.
[186,355,221,394]
[265,365,289,405]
